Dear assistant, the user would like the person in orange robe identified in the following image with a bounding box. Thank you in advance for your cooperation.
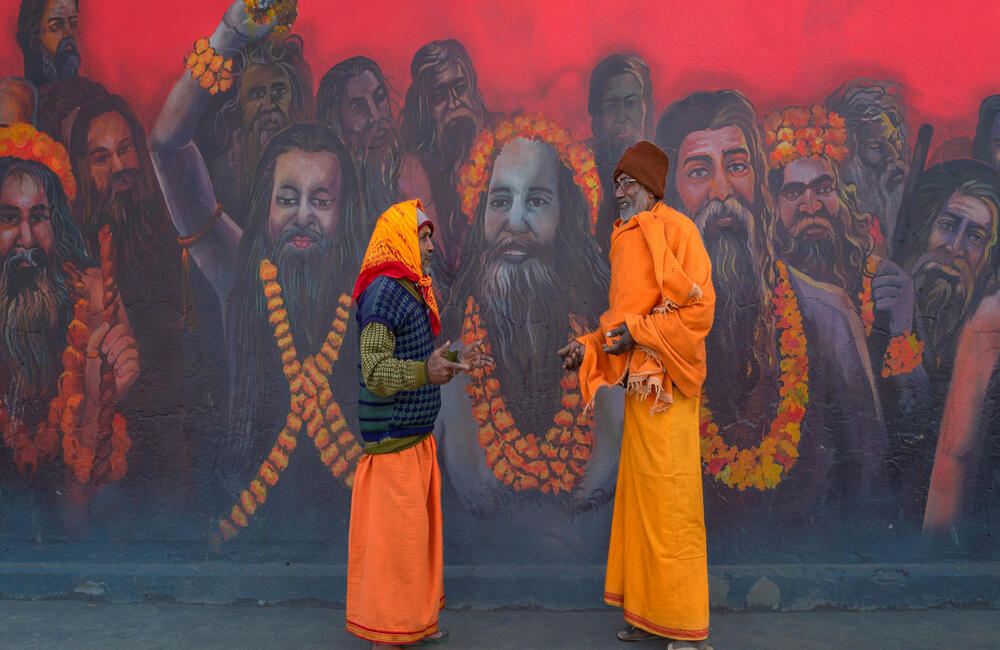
[559,141,715,649]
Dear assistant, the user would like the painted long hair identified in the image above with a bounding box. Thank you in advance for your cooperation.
[656,89,779,367]
[222,123,363,475]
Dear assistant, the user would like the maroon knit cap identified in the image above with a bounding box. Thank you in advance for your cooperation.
[613,141,669,199]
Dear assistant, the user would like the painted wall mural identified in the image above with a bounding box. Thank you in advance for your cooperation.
[1,0,999,572]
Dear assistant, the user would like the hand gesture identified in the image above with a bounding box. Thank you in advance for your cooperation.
[222,0,279,41]
[427,340,470,385]
[557,340,585,371]
[84,305,140,409]
[459,338,494,371]
[602,323,635,356]
[872,259,915,336]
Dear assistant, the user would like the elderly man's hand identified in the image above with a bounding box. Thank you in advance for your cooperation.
[602,323,635,355]
[558,340,585,371]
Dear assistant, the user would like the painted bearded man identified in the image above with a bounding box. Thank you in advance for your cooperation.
[68,94,189,498]
[316,56,437,231]
[438,113,618,532]
[0,124,138,529]
[151,4,366,545]
[826,80,909,251]
[16,0,81,87]
[763,106,931,521]
[400,39,491,274]
[586,54,654,254]
[654,91,882,545]
[200,12,314,225]
[891,160,1000,517]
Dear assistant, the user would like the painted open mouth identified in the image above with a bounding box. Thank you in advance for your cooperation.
[500,241,531,263]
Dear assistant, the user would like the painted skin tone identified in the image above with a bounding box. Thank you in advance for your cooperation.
[0,79,36,128]
[598,73,646,152]
[483,137,561,253]
[39,0,78,61]
[86,111,140,193]
[675,125,755,221]
[240,63,292,163]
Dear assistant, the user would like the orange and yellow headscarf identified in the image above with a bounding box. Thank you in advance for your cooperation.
[352,199,441,336]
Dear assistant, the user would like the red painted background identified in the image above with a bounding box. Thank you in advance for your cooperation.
[1,0,997,149]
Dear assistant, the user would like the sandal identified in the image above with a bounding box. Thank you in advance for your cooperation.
[617,625,661,642]
[408,629,449,646]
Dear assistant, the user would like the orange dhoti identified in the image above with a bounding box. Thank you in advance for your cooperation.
[346,435,444,644]
[604,391,709,641]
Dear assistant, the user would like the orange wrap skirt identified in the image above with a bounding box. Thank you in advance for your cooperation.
[604,391,709,641]
[346,435,444,644]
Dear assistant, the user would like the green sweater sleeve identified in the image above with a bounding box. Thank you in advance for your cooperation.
[360,322,428,397]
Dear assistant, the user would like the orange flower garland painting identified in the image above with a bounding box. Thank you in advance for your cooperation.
[462,297,595,494]
[213,259,362,546]
[457,112,602,235]
[699,261,809,491]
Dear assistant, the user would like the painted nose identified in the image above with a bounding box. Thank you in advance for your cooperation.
[18,218,35,248]
[110,153,125,174]
[708,169,733,202]
[802,189,822,215]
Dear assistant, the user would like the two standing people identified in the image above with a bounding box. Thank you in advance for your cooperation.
[349,142,715,650]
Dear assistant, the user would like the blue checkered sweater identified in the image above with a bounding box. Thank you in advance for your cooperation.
[356,276,441,443]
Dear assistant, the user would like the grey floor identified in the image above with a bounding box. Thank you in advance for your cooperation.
[0,600,998,649]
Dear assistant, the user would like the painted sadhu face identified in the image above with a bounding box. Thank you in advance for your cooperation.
[86,111,140,194]
[240,63,292,156]
[268,149,343,251]
[340,69,393,148]
[597,73,645,154]
[776,156,842,242]
[483,138,561,259]
[0,170,56,263]
[676,125,756,237]
[919,191,996,289]
[39,0,78,61]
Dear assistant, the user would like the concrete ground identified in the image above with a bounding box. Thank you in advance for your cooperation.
[0,601,998,649]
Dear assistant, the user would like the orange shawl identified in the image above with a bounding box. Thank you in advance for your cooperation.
[352,199,441,336]
[577,202,714,412]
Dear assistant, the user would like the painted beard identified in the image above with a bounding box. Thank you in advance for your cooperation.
[698,197,760,352]
[91,168,159,269]
[475,236,569,425]
[781,205,849,287]
[0,247,69,397]
[437,113,478,169]
[845,154,907,227]
[271,225,341,355]
[38,37,81,83]
[353,119,402,223]
[912,252,974,362]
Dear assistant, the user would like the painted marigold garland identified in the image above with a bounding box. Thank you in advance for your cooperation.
[457,112,602,235]
[699,261,809,491]
[213,259,362,546]
[462,297,594,494]
[2,228,129,486]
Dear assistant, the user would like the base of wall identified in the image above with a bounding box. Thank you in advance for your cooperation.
[0,562,997,610]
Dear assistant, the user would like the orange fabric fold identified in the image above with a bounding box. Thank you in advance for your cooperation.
[353,199,441,336]
[577,202,714,412]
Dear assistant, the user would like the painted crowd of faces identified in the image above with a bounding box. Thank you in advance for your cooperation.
[2,0,1000,560]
